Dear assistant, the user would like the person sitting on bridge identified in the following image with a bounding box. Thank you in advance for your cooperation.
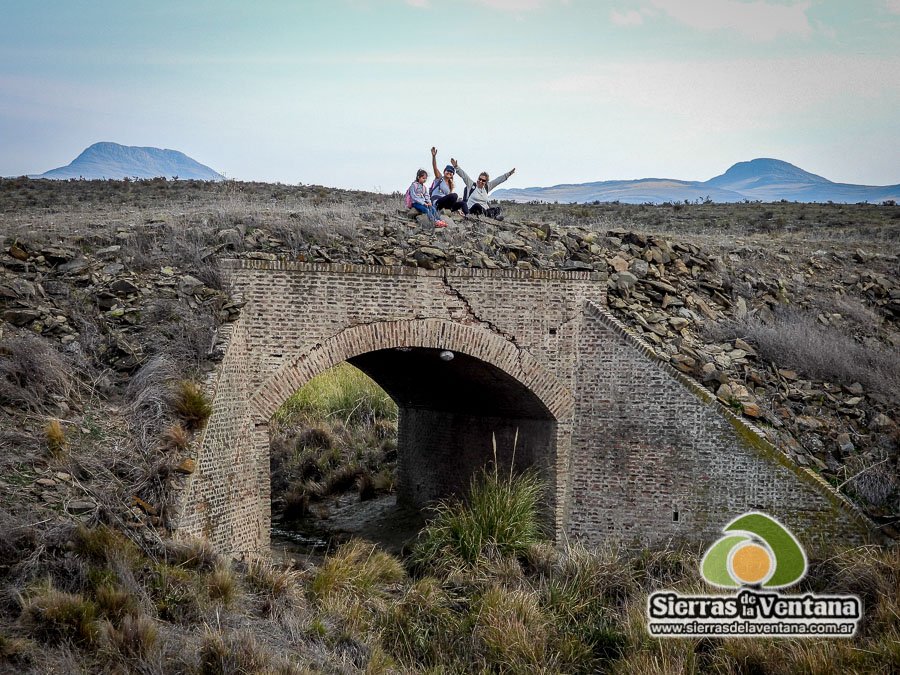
[450,158,515,220]
[429,146,463,213]
[406,169,447,228]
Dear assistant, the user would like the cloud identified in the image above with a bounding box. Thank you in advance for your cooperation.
[469,0,551,10]
[886,0,900,14]
[405,0,428,7]
[543,54,899,131]
[610,9,645,26]
[649,0,815,41]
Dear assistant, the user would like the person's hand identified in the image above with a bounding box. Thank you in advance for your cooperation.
[451,157,458,168]
[510,168,516,175]
[431,147,437,157]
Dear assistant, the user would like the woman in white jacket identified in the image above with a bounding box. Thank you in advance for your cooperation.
[450,157,515,219]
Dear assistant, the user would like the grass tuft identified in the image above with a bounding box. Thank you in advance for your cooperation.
[161,422,191,451]
[196,628,274,674]
[44,419,67,456]
[310,539,405,600]
[20,581,99,646]
[414,467,545,569]
[207,564,237,606]
[173,380,212,430]
[166,537,219,571]
[100,614,158,659]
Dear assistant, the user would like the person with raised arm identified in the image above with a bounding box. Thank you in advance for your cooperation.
[429,147,463,213]
[450,158,515,220]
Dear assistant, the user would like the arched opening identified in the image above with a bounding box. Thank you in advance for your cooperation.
[268,346,558,556]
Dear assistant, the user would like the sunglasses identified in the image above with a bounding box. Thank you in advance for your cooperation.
[478,177,488,183]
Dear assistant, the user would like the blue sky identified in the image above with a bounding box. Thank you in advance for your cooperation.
[1,0,898,191]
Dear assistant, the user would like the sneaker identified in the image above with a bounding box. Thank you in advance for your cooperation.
[434,220,447,228]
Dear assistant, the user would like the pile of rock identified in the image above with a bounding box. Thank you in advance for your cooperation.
[0,240,240,373]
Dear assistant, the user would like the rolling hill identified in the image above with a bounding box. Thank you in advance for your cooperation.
[493,158,900,204]
[34,142,224,181]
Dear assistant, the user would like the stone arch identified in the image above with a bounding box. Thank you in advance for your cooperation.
[250,317,575,537]
[249,318,574,424]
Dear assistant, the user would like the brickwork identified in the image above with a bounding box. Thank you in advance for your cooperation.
[173,261,872,558]
[566,302,871,548]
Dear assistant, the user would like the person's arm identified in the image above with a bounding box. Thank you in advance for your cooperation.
[431,147,440,179]
[488,167,515,192]
[451,158,473,190]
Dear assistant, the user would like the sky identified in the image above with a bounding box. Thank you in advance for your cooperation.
[1,0,899,192]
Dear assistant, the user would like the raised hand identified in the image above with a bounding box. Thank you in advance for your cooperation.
[451,157,458,168]
[431,147,437,157]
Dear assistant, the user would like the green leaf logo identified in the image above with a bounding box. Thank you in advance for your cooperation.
[700,512,807,589]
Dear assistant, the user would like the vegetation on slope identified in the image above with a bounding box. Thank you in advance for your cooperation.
[0,177,897,671]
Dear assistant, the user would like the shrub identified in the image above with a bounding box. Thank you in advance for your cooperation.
[173,380,212,430]
[0,334,72,412]
[710,309,899,404]
[414,467,545,569]
[296,425,334,450]
[45,419,67,456]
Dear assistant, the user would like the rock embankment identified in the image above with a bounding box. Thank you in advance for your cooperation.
[2,201,897,536]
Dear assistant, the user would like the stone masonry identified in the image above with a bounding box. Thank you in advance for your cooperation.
[173,260,872,558]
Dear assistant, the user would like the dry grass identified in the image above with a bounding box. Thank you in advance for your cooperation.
[206,564,237,606]
[19,581,99,646]
[100,613,159,660]
[0,333,73,413]
[711,308,899,405]
[173,380,212,430]
[310,540,405,601]
[44,419,67,456]
[413,466,545,569]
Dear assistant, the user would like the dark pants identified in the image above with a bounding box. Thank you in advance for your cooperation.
[435,193,463,211]
[464,203,483,216]
[463,203,502,219]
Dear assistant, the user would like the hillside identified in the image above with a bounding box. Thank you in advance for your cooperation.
[35,142,224,181]
[0,178,897,672]
[494,158,900,204]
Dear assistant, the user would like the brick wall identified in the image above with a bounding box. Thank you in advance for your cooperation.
[566,302,871,548]
[173,261,872,557]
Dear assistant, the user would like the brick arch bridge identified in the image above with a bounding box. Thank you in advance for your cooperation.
[174,260,871,557]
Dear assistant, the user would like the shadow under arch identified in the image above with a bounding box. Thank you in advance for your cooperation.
[252,318,574,527]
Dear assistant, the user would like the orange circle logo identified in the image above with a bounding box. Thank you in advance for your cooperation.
[729,542,773,585]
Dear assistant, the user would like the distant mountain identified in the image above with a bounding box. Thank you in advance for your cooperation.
[36,142,224,181]
[493,158,900,204]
